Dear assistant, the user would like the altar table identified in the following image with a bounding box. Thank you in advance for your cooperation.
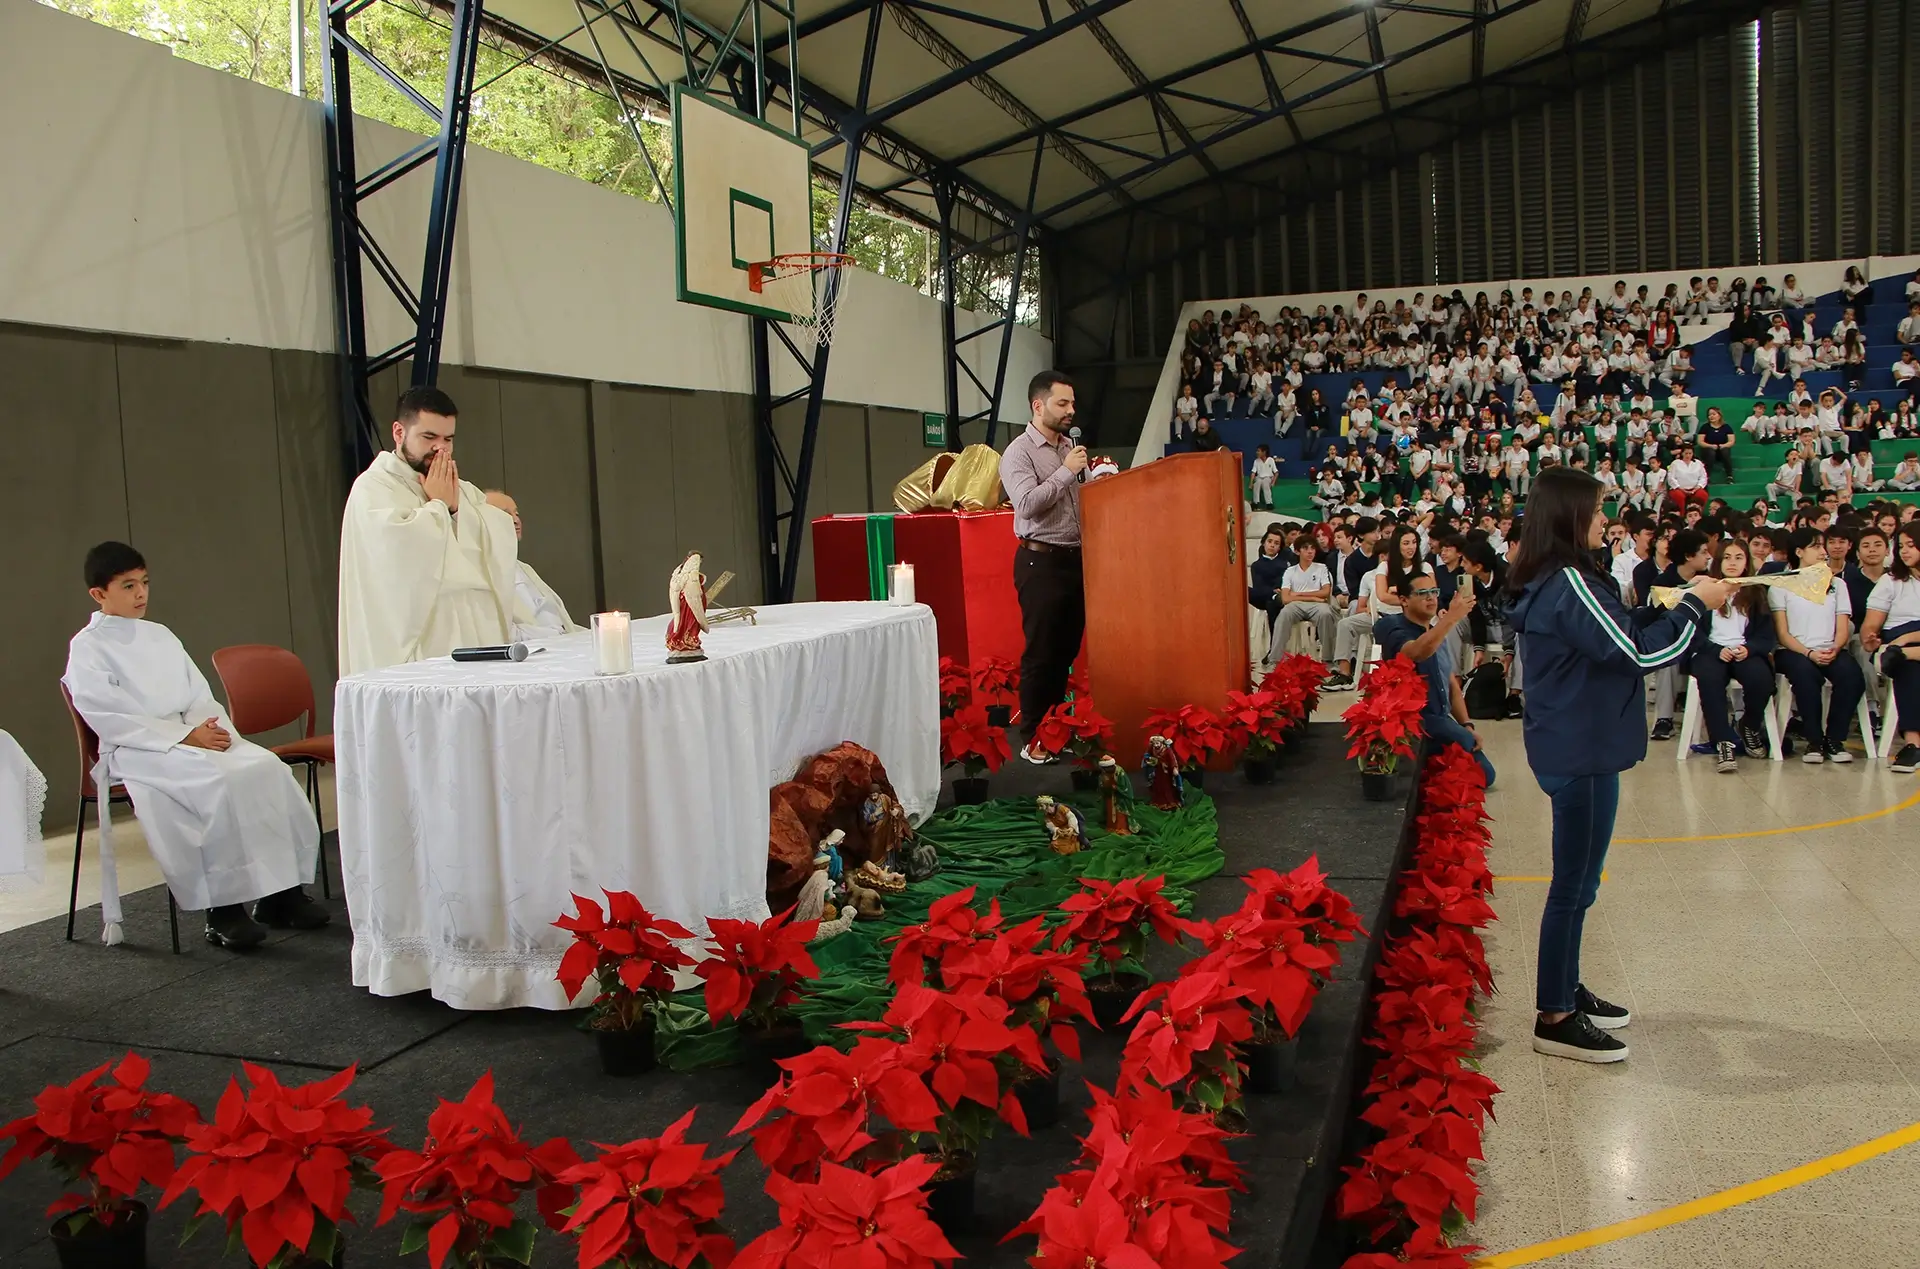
[334,602,939,1010]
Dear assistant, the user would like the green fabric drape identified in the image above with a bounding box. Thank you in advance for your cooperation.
[864,514,898,599]
[653,790,1223,1070]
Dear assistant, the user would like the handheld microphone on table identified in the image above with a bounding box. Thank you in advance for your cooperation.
[451,642,538,662]
[1068,426,1086,483]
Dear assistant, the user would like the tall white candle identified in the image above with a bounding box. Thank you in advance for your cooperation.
[592,611,633,674]
[891,562,916,605]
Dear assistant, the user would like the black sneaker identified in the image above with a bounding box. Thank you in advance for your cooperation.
[1741,723,1767,757]
[1575,984,1631,1030]
[1716,741,1738,773]
[205,904,269,950]
[1825,740,1854,765]
[1323,671,1355,692]
[1650,718,1675,741]
[1504,695,1525,720]
[1893,744,1920,774]
[253,886,331,930]
[1532,1011,1628,1063]
[1802,743,1826,765]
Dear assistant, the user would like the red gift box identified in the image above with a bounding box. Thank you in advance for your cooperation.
[812,510,1023,667]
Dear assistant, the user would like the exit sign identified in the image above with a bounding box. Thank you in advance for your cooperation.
[921,412,946,448]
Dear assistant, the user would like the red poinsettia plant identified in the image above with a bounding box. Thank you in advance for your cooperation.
[1342,657,1430,775]
[1244,857,1367,951]
[1029,700,1116,768]
[554,890,696,1032]
[1140,703,1230,772]
[969,656,1020,708]
[162,1064,391,1269]
[1013,1167,1242,1269]
[1259,652,1325,721]
[938,702,1011,777]
[885,886,1006,988]
[729,1039,938,1182]
[936,657,971,715]
[732,1155,959,1269]
[1119,968,1253,1113]
[375,1073,579,1269]
[0,1051,201,1236]
[1052,874,1183,986]
[1221,688,1291,759]
[694,907,821,1033]
[1181,901,1330,1045]
[842,984,1045,1170]
[552,1110,738,1269]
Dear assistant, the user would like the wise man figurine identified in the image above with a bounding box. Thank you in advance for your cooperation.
[1141,736,1184,812]
[1097,755,1134,835]
[666,551,710,663]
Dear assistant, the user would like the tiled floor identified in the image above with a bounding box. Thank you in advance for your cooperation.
[1461,718,1920,1267]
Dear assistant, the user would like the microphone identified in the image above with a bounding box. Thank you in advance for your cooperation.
[1068,426,1085,483]
[451,642,534,663]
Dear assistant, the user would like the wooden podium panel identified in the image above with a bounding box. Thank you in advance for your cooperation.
[1081,450,1248,766]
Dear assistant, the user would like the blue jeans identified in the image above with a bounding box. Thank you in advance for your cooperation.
[1535,772,1620,1014]
[1425,714,1496,788]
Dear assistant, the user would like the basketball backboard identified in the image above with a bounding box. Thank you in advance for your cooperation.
[672,85,813,322]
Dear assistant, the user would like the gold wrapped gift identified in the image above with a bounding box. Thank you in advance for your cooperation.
[892,443,1007,513]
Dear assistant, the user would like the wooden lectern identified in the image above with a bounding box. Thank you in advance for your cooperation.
[1081,449,1249,767]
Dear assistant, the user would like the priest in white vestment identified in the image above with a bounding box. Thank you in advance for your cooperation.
[63,542,328,949]
[484,489,584,640]
[337,387,526,677]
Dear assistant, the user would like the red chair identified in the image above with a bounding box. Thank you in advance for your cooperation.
[210,645,335,898]
[59,684,180,953]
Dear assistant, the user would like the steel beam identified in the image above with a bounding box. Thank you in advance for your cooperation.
[321,0,487,476]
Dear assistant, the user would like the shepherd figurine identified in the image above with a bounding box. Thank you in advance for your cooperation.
[666,551,710,663]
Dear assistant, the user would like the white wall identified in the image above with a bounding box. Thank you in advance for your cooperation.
[0,1,1047,421]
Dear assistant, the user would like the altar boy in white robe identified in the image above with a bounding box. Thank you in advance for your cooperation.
[337,387,526,677]
[63,542,328,949]
[484,489,583,640]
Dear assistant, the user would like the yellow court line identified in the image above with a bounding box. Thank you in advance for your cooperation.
[1611,786,1920,844]
[1472,1119,1920,1267]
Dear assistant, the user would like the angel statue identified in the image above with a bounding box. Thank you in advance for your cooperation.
[666,551,710,663]
[1097,754,1134,835]
[1036,795,1088,856]
[1141,735,1185,812]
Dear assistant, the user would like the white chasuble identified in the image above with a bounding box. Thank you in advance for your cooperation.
[337,451,525,678]
[511,561,582,641]
[62,615,319,933]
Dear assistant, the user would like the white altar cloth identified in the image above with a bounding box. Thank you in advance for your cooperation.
[0,730,48,891]
[334,602,939,1010]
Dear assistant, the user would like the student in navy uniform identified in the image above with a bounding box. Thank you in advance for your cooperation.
[1508,468,1734,1063]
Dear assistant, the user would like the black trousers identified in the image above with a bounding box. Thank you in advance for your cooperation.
[1014,545,1087,739]
[1776,647,1866,746]
[1689,652,1774,746]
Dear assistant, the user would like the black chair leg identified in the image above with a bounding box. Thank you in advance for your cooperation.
[65,796,87,942]
[307,762,331,900]
[168,893,180,955]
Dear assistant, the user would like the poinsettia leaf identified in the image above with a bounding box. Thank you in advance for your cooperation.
[482,1219,539,1265]
[398,1222,431,1255]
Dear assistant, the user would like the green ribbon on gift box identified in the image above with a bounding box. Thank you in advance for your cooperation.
[863,513,898,600]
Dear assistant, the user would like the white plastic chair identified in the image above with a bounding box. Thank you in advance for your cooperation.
[1774,673,1878,761]
[1678,678,1783,762]
[1878,678,1902,760]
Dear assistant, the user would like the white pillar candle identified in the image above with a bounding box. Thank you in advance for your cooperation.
[592,611,633,674]
[891,562,916,605]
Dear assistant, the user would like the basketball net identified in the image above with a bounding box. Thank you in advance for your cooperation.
[749,252,852,352]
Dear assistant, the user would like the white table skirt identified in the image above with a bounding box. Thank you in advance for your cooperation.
[334,602,940,1010]
[0,730,48,892]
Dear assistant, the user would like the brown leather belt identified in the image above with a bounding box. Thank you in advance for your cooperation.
[1020,539,1081,554]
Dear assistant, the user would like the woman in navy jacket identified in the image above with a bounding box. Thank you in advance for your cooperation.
[1507,468,1734,1063]
[1683,537,1778,771]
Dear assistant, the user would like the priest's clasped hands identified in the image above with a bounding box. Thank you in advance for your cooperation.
[183,718,233,751]
[421,449,461,508]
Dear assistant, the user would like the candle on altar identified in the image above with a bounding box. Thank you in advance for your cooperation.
[890,562,916,605]
[592,611,633,674]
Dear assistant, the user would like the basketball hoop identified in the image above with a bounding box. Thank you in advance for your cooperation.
[748,252,853,350]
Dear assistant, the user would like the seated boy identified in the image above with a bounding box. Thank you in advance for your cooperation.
[63,542,329,949]
[1371,576,1496,787]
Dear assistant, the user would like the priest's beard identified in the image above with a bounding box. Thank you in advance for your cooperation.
[399,441,435,476]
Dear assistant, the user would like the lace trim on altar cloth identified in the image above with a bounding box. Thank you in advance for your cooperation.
[1,749,48,893]
[360,895,772,974]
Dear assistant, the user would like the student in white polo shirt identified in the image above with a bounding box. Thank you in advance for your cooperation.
[1271,532,1339,658]
[1862,523,1920,773]
[1771,527,1867,763]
